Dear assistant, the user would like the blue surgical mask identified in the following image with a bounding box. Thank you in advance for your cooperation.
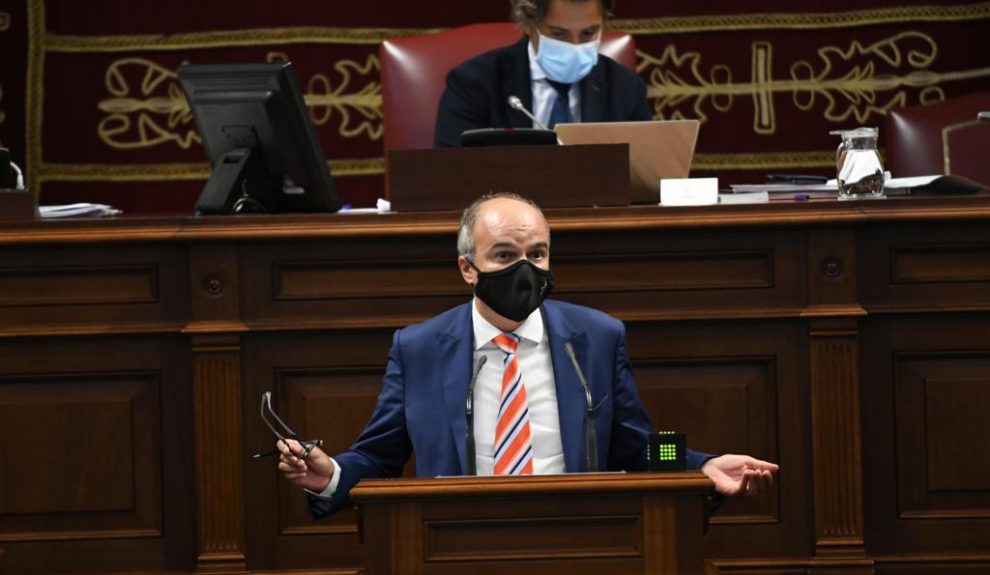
[535,33,600,84]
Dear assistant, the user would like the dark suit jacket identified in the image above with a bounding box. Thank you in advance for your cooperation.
[434,37,652,148]
[310,299,711,518]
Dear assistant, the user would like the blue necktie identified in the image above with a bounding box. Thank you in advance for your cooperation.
[547,80,573,129]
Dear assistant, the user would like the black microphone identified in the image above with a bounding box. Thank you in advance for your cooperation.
[465,354,488,476]
[564,341,599,472]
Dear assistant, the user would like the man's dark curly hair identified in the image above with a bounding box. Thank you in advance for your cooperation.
[510,0,614,29]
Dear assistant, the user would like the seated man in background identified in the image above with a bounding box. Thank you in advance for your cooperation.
[278,193,778,518]
[433,0,652,147]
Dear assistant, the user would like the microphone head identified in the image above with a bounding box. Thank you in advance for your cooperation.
[507,95,523,110]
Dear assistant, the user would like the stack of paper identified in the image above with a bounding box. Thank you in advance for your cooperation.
[39,203,122,218]
[726,175,984,199]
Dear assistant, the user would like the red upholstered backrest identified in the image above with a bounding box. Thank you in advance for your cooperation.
[380,23,637,152]
[883,91,990,186]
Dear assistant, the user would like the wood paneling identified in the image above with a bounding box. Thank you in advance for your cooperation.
[424,515,643,560]
[0,197,989,573]
[895,355,990,516]
[242,331,394,572]
[0,336,193,574]
[862,314,990,558]
[0,376,156,519]
[0,244,187,333]
[0,265,157,306]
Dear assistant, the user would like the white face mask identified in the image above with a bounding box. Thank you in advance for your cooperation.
[535,32,600,84]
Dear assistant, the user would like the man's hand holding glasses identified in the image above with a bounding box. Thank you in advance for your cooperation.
[276,437,335,493]
[255,391,335,493]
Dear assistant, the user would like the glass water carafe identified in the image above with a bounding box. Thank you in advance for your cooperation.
[830,127,885,199]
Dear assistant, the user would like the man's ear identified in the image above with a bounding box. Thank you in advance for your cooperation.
[458,255,477,286]
[524,25,540,52]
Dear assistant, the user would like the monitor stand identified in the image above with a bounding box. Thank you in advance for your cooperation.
[196,148,280,215]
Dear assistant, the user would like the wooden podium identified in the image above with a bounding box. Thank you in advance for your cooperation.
[387,143,631,211]
[350,472,714,575]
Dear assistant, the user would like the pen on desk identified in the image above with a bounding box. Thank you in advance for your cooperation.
[794,193,810,201]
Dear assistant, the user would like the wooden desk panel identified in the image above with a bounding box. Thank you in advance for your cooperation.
[0,197,989,574]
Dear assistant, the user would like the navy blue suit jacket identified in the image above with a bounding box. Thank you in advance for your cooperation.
[434,37,652,148]
[311,300,711,518]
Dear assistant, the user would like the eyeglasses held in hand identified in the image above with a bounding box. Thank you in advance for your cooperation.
[253,391,323,459]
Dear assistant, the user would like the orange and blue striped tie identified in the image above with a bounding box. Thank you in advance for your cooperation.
[492,333,533,475]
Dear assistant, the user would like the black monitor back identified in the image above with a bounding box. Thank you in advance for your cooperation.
[179,62,339,214]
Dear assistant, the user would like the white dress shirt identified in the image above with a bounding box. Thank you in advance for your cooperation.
[527,40,581,128]
[471,300,565,475]
[314,300,565,499]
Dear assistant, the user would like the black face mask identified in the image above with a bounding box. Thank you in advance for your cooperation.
[470,259,555,322]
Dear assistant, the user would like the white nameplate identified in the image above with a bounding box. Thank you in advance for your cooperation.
[659,178,719,206]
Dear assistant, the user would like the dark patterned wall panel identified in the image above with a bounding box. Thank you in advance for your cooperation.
[0,0,27,169]
[1,1,988,212]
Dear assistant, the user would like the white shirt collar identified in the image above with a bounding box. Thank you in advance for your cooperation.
[472,298,545,350]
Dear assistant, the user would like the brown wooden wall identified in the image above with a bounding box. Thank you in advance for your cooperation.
[2,197,990,574]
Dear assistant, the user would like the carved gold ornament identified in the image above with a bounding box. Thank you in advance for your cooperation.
[639,31,990,135]
[97,54,382,151]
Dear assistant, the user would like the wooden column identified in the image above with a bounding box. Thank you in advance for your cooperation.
[188,245,248,573]
[806,228,873,574]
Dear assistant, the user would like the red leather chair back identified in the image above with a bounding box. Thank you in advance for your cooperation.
[380,23,638,152]
[884,91,990,186]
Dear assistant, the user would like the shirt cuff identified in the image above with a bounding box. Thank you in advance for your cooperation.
[304,457,341,500]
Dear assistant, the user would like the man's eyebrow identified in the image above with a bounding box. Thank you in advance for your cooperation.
[487,242,521,252]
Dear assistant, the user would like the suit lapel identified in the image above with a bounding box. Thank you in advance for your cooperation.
[502,37,536,128]
[543,303,589,472]
[438,305,476,475]
[580,60,607,123]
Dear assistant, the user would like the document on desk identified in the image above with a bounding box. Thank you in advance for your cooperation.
[883,174,984,194]
[729,175,985,197]
[39,203,122,218]
[728,182,837,194]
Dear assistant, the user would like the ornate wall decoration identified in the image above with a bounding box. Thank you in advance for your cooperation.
[639,31,990,136]
[15,1,990,211]
[291,54,383,141]
[97,58,195,150]
[96,54,382,151]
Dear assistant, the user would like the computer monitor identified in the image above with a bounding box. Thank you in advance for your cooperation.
[178,61,340,214]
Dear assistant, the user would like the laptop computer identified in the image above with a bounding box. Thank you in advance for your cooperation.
[555,120,700,204]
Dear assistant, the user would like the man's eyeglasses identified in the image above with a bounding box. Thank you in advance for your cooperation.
[253,391,323,459]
